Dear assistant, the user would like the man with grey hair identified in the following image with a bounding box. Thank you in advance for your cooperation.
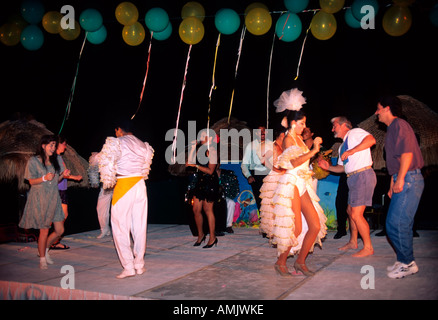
[319,116,377,257]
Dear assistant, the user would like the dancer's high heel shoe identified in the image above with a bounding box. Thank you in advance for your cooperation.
[274,264,292,277]
[193,235,206,246]
[203,238,218,248]
[294,261,315,276]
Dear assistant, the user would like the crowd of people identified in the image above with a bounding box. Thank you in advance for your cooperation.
[18,91,424,280]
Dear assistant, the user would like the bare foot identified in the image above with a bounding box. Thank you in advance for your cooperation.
[338,242,358,251]
[352,248,374,257]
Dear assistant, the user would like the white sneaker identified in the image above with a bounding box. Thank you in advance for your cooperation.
[116,269,136,279]
[387,261,401,272]
[387,261,418,279]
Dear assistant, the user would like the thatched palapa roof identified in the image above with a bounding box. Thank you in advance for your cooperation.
[0,118,90,192]
[358,95,438,170]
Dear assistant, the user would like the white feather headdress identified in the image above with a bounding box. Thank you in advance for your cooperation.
[274,88,306,113]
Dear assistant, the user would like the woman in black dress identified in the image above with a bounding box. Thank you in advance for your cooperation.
[186,130,220,248]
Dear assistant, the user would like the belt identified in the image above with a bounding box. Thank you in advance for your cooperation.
[346,166,372,178]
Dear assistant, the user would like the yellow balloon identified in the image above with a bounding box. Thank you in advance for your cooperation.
[181,2,205,22]
[244,2,269,15]
[0,23,22,46]
[59,20,81,40]
[115,2,139,26]
[310,11,337,40]
[42,11,63,34]
[179,17,204,45]
[382,5,412,37]
[245,8,272,36]
[320,0,345,14]
[122,21,146,46]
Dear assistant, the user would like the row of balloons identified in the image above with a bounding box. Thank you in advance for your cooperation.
[1,0,438,50]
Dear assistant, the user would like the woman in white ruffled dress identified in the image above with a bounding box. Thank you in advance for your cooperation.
[270,89,327,277]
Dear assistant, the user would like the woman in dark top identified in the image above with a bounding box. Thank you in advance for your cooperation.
[186,130,219,248]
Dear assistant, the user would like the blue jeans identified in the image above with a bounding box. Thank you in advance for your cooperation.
[386,169,424,264]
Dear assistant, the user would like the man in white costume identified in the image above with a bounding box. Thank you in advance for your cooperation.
[98,121,154,279]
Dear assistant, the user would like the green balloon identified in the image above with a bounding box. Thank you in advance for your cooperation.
[344,8,361,29]
[87,25,107,44]
[283,0,309,13]
[275,12,302,42]
[79,8,103,32]
[152,22,172,41]
[20,24,44,51]
[215,8,240,35]
[145,8,169,32]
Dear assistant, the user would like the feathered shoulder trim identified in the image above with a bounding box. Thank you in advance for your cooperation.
[98,137,121,189]
[142,142,154,180]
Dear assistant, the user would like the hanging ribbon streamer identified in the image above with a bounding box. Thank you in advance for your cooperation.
[207,33,221,151]
[294,11,316,81]
[172,44,192,163]
[227,26,246,124]
[131,32,153,120]
[278,13,291,41]
[58,32,88,135]
[266,31,276,129]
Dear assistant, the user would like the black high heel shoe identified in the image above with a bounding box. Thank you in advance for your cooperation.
[194,235,206,247]
[203,238,218,248]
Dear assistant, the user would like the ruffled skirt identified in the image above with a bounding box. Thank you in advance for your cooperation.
[259,171,282,238]
[270,170,327,256]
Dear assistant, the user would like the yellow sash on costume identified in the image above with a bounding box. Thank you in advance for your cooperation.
[112,176,143,206]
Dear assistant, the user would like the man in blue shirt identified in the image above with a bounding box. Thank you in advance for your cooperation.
[375,95,424,279]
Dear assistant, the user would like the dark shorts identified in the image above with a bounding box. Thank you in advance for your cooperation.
[59,190,68,205]
[347,168,376,207]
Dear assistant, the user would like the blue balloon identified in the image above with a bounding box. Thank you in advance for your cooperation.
[275,12,302,42]
[145,8,169,32]
[351,0,379,22]
[20,24,44,51]
[344,8,361,29]
[87,25,107,45]
[152,22,172,41]
[21,0,45,24]
[283,0,309,14]
[80,8,103,32]
[215,8,240,35]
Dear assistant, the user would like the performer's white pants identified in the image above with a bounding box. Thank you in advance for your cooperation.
[225,198,235,227]
[97,187,113,234]
[111,179,148,271]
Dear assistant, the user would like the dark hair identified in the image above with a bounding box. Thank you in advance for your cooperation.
[378,95,403,118]
[273,124,287,140]
[286,110,306,128]
[115,119,134,133]
[58,135,67,144]
[37,135,61,173]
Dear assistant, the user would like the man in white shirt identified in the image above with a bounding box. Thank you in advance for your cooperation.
[241,126,272,210]
[319,116,376,257]
[98,121,154,278]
